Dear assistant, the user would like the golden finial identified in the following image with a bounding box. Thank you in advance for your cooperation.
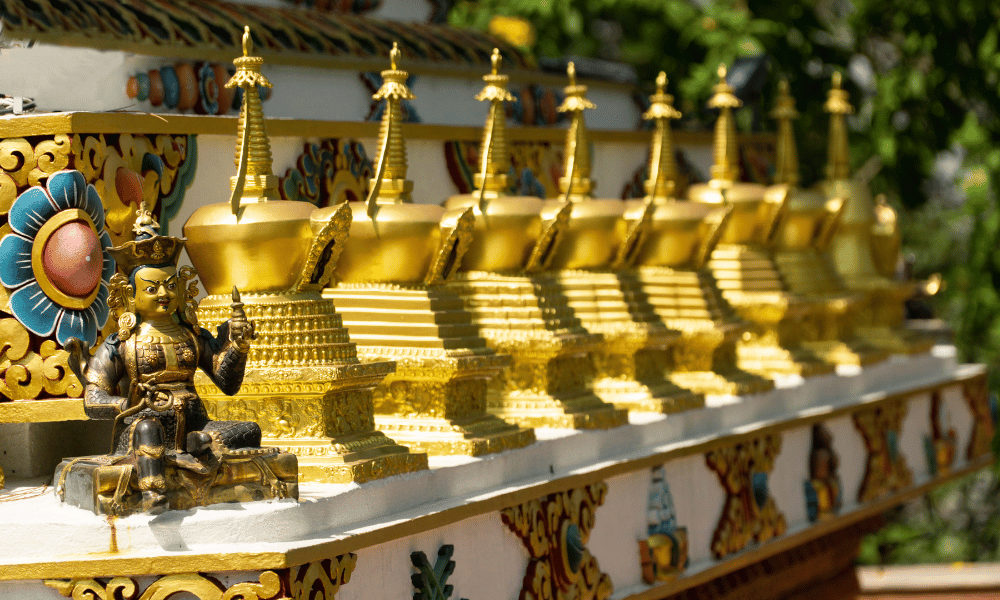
[473,47,514,198]
[643,71,682,200]
[227,25,277,216]
[557,59,596,199]
[824,71,853,180]
[708,63,741,185]
[771,79,800,187]
[365,42,416,212]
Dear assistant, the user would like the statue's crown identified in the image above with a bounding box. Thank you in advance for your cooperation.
[108,202,185,274]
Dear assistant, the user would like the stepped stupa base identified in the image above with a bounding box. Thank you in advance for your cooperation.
[803,339,889,367]
[325,285,535,457]
[268,432,428,484]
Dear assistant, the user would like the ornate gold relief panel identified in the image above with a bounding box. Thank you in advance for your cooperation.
[963,375,995,461]
[705,434,787,559]
[0,133,196,403]
[853,400,912,504]
[45,553,356,600]
[501,483,613,600]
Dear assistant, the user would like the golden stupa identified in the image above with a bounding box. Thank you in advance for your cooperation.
[446,57,627,429]
[322,45,534,457]
[184,28,427,483]
[818,72,932,354]
[629,72,774,396]
[687,65,832,378]
[542,64,703,413]
[768,80,888,367]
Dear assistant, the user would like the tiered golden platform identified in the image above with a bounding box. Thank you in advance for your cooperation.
[687,67,833,378]
[818,73,932,355]
[536,63,701,414]
[322,46,533,457]
[186,35,426,483]
[769,80,887,367]
[628,72,772,397]
[445,57,625,430]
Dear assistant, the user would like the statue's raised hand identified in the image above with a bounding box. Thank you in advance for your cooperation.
[228,286,256,352]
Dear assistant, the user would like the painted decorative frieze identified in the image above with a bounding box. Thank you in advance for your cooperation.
[924,390,957,477]
[853,400,913,503]
[804,423,842,522]
[638,466,689,583]
[501,483,613,600]
[45,554,356,599]
[444,139,562,199]
[705,434,787,559]
[0,0,531,71]
[279,139,374,207]
[0,135,196,403]
[963,374,996,461]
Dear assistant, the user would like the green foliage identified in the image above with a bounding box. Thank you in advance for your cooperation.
[857,469,1000,565]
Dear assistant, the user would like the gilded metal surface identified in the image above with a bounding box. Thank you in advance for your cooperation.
[963,374,994,461]
[629,74,771,397]
[501,483,614,600]
[769,80,887,367]
[450,271,626,430]
[321,50,532,456]
[925,390,957,477]
[705,434,787,559]
[186,31,423,483]
[687,66,831,379]
[853,399,913,503]
[818,73,931,355]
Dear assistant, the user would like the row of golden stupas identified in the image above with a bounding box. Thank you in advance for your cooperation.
[179,28,928,484]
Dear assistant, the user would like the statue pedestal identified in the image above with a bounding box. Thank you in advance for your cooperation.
[53,449,298,517]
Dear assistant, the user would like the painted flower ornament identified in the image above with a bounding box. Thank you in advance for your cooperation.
[0,170,114,345]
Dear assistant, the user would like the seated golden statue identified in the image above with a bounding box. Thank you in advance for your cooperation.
[59,206,297,516]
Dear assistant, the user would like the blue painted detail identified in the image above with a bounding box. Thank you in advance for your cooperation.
[56,307,96,346]
[887,429,899,462]
[517,169,546,199]
[9,282,61,337]
[161,65,180,109]
[141,152,164,178]
[136,72,150,102]
[46,170,87,212]
[2,169,115,346]
[751,471,768,509]
[92,282,110,329]
[0,234,34,289]
[8,186,57,237]
[100,230,115,283]
[83,182,105,229]
[990,392,998,425]
[804,479,818,523]
[158,135,198,235]
[923,435,937,478]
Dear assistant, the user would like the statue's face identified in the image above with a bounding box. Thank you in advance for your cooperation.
[133,266,179,319]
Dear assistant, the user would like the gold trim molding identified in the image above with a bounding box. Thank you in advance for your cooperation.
[0,112,769,146]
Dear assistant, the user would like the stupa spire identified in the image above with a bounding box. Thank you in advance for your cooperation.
[368,42,416,208]
[228,25,278,214]
[707,64,742,186]
[473,48,515,197]
[824,71,853,180]
[557,62,596,199]
[642,71,682,200]
[771,79,800,187]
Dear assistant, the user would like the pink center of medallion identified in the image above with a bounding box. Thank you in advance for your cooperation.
[42,220,102,297]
